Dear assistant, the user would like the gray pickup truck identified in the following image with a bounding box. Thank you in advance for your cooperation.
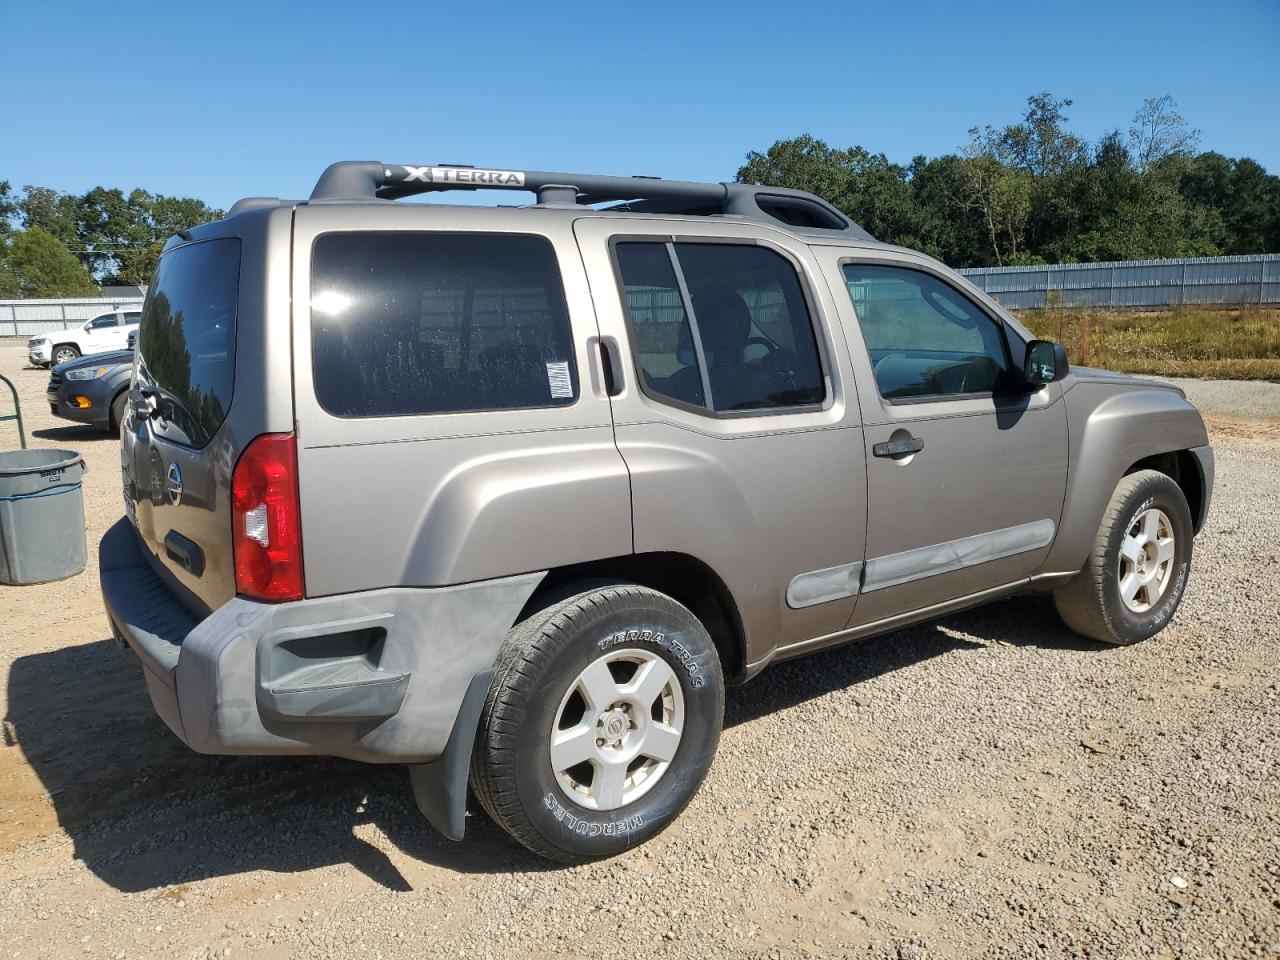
[100,162,1212,863]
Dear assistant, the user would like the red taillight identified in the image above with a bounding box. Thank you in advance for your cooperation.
[231,432,304,602]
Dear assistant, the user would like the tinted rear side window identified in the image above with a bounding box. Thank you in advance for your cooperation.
[310,232,578,418]
[137,238,240,448]
[615,241,825,414]
[614,243,704,408]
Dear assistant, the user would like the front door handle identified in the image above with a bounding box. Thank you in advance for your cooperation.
[872,436,925,458]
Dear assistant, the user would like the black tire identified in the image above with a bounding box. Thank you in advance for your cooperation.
[470,584,724,863]
[51,344,80,365]
[109,390,128,435]
[1054,469,1194,645]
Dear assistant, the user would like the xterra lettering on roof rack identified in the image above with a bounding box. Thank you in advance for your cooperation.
[397,166,526,187]
[300,160,875,240]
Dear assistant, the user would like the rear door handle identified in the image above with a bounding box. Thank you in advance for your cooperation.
[872,437,924,458]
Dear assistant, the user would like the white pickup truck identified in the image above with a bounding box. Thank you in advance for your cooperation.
[28,308,142,367]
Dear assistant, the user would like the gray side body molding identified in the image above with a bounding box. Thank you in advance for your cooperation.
[786,562,863,609]
[785,519,1056,609]
[862,519,1057,593]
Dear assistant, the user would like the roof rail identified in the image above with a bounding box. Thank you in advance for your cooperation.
[308,161,874,240]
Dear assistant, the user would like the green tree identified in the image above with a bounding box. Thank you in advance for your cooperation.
[2,227,98,297]
[1181,153,1280,254]
[76,187,221,283]
[77,186,150,278]
[1129,96,1199,174]
[0,182,18,296]
[997,92,1087,179]
[735,89,1277,265]
[20,186,81,248]
[960,127,1034,265]
[116,239,167,286]
[0,181,17,243]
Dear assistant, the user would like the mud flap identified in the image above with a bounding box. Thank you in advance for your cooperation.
[407,669,493,841]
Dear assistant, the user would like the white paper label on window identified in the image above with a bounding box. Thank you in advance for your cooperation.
[546,361,573,399]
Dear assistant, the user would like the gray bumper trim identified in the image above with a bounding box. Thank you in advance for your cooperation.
[99,517,543,764]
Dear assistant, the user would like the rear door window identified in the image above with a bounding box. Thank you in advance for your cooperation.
[310,232,578,418]
[615,241,825,414]
[136,238,240,448]
[614,243,705,408]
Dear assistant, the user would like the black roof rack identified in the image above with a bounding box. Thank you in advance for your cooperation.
[307,161,875,240]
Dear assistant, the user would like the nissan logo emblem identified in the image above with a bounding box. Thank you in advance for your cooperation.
[165,462,183,506]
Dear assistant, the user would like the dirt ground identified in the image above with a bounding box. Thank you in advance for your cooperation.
[1,342,1277,960]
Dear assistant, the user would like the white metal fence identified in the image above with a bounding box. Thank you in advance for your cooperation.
[959,254,1280,310]
[0,298,146,337]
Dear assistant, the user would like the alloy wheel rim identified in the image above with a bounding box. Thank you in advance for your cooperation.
[1118,507,1176,614]
[550,648,684,811]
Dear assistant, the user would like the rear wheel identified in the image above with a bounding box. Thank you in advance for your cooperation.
[471,584,724,863]
[1054,469,1193,645]
[51,344,80,365]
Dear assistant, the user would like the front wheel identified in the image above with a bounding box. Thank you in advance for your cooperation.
[109,390,129,435]
[470,584,724,863]
[51,344,80,366]
[1054,469,1194,645]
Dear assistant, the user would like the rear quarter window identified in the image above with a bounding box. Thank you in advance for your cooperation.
[136,238,240,448]
[310,232,578,418]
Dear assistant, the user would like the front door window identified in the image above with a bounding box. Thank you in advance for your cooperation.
[843,264,1010,401]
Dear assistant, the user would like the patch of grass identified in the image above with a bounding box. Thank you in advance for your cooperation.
[1017,306,1280,381]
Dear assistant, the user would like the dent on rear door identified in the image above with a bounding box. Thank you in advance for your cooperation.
[573,217,869,665]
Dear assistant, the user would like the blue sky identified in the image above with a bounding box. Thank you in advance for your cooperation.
[4,0,1278,211]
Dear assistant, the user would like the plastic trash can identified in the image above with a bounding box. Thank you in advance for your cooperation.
[0,448,87,585]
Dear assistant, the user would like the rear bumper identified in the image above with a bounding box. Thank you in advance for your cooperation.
[99,517,542,764]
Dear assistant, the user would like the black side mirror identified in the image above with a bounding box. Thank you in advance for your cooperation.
[132,387,157,421]
[1023,339,1069,386]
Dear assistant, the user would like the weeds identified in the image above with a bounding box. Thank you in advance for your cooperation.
[1017,306,1280,380]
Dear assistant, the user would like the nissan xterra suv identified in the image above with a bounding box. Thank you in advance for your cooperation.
[100,161,1213,863]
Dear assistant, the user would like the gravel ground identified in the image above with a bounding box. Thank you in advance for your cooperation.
[1,343,1277,960]
[1155,377,1280,422]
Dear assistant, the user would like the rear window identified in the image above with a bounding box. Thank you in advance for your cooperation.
[310,232,578,418]
[136,238,240,448]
